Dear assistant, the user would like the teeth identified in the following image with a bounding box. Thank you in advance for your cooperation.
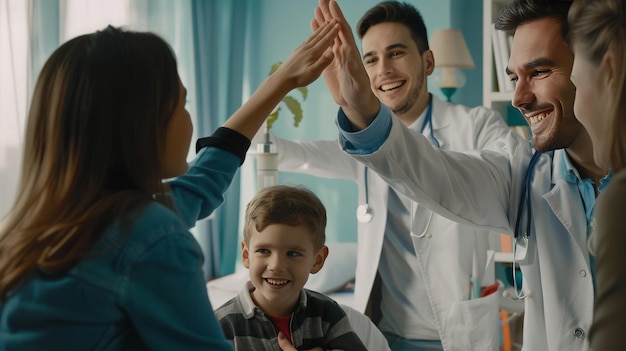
[266,278,288,286]
[381,81,403,91]
[529,112,547,125]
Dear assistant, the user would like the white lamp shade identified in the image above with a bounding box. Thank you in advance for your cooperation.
[430,29,475,69]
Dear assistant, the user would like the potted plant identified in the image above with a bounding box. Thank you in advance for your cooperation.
[265,61,308,131]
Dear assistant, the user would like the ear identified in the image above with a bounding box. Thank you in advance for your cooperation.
[310,245,329,274]
[241,240,250,269]
[423,49,435,76]
[602,50,616,91]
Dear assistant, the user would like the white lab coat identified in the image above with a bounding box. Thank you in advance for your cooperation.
[275,96,511,351]
[342,106,594,351]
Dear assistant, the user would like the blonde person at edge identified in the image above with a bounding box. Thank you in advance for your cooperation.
[0,22,339,350]
[272,2,511,350]
[313,0,611,351]
[215,185,368,351]
[569,0,626,350]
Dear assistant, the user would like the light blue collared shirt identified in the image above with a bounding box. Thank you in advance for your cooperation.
[556,151,612,228]
[337,103,391,155]
[556,150,612,285]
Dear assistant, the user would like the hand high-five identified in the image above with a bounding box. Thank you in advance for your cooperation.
[312,0,380,130]
[223,17,339,140]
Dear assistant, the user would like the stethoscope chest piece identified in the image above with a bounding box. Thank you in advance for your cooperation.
[356,95,436,225]
[356,204,373,223]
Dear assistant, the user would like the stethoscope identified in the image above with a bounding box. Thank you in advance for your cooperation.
[356,94,439,225]
[506,150,542,300]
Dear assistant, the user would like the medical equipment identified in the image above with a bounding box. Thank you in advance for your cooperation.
[409,200,434,238]
[507,151,542,300]
[356,167,373,223]
[357,94,438,223]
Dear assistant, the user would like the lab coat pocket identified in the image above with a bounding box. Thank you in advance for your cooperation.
[441,290,500,351]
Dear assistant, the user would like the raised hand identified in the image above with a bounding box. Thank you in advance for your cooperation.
[312,0,379,130]
[272,18,340,92]
[222,19,338,140]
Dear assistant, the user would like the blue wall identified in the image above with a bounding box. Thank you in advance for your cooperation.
[452,0,483,107]
[243,0,483,243]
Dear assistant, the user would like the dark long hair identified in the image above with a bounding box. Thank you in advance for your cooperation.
[0,26,181,300]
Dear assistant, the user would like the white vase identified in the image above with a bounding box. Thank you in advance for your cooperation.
[255,140,278,192]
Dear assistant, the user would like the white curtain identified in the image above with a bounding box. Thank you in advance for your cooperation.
[0,0,247,279]
[0,0,196,216]
[0,0,134,218]
[0,0,28,219]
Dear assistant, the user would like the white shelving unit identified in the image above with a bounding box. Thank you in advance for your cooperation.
[483,2,525,346]
[482,0,514,120]
[484,0,518,263]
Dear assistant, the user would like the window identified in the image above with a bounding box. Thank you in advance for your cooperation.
[0,0,195,218]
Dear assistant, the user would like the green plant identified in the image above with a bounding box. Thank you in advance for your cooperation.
[265,61,308,130]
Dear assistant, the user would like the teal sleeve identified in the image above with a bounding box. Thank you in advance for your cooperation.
[168,146,240,228]
[336,103,391,155]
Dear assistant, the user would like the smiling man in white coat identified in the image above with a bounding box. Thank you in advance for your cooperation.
[314,0,611,350]
[273,2,512,350]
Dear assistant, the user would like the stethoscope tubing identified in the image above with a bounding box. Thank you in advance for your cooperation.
[358,94,437,228]
[509,150,542,300]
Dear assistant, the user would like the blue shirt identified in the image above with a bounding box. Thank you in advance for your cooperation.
[556,152,611,222]
[0,133,247,350]
[556,152,612,283]
[336,102,390,154]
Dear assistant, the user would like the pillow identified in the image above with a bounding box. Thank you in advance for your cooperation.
[305,241,357,294]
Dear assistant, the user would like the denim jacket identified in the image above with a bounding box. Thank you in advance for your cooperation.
[0,128,248,350]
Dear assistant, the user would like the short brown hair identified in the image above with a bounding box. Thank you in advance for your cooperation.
[495,0,572,41]
[357,1,429,54]
[243,185,326,250]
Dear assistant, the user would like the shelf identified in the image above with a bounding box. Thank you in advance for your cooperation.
[483,0,514,115]
[494,251,513,263]
[485,91,514,102]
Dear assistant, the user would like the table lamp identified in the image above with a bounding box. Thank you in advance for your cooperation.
[430,29,475,102]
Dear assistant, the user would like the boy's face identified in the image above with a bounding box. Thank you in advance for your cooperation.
[507,17,585,152]
[242,223,328,317]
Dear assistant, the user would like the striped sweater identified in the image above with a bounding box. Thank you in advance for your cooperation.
[215,281,367,351]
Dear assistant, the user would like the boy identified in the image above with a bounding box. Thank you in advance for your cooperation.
[214,185,367,351]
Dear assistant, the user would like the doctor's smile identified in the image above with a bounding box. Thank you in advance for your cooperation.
[518,103,555,134]
[380,80,406,92]
[525,110,553,135]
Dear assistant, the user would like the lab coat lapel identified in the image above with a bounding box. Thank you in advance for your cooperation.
[427,97,451,148]
[354,168,389,313]
[543,174,589,262]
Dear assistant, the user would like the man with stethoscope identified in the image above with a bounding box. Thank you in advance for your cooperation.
[319,0,612,350]
[272,2,512,350]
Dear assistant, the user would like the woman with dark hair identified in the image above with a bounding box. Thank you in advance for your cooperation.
[0,22,338,350]
[569,0,626,349]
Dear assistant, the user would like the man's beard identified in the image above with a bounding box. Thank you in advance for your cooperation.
[391,71,423,116]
